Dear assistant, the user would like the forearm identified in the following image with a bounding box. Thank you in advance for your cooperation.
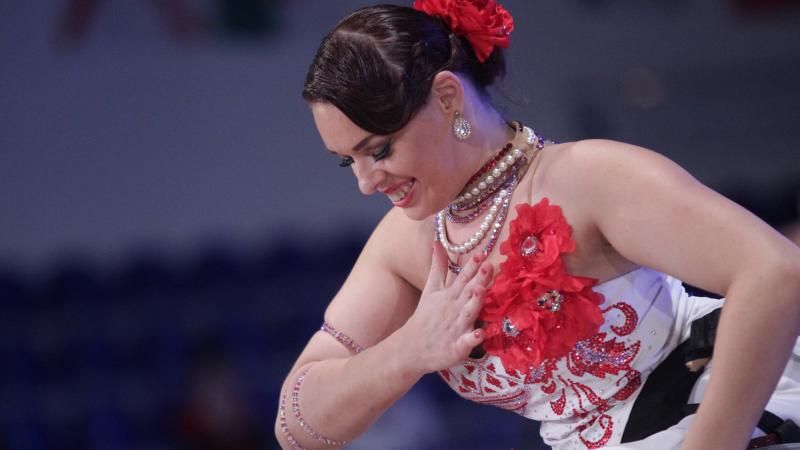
[275,326,424,450]
[682,262,800,449]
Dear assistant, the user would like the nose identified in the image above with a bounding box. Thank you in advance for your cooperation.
[353,159,386,196]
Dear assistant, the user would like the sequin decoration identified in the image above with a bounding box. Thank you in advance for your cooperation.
[537,290,564,312]
[567,333,640,379]
[321,322,365,354]
[502,316,521,337]
[601,302,638,337]
[279,394,308,450]
[578,413,614,449]
[520,235,539,256]
[292,368,348,446]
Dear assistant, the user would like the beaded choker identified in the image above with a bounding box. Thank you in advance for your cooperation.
[435,122,550,273]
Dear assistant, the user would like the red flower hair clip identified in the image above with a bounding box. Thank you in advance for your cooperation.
[413,0,514,63]
[479,199,605,375]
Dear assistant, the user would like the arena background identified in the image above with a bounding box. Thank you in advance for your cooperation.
[1,1,798,449]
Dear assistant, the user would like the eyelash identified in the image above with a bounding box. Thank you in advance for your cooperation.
[338,142,392,167]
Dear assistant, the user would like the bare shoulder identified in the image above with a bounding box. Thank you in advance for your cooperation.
[537,139,692,192]
[536,138,797,294]
[533,138,701,215]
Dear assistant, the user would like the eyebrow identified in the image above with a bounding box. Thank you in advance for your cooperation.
[327,134,380,155]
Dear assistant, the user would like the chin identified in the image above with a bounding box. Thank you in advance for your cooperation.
[399,205,433,222]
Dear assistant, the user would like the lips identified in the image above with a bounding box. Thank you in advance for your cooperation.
[383,179,416,207]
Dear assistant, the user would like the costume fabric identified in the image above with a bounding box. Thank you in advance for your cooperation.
[439,266,800,449]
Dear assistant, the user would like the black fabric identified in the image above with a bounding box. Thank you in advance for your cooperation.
[621,308,722,443]
[682,403,800,445]
[683,308,721,362]
[760,410,787,433]
[775,419,800,444]
[620,340,702,443]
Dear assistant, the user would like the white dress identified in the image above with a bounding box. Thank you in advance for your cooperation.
[438,267,800,449]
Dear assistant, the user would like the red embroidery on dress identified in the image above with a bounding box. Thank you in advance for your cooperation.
[528,358,558,386]
[563,375,589,416]
[461,375,477,390]
[612,370,642,401]
[550,388,566,415]
[574,382,608,409]
[602,302,638,336]
[540,380,557,394]
[441,278,646,449]
[442,357,530,413]
[486,374,503,389]
[566,333,640,379]
[578,413,614,449]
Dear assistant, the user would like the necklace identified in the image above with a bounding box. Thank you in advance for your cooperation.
[435,123,550,273]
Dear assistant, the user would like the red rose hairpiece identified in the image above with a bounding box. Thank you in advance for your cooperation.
[413,0,514,63]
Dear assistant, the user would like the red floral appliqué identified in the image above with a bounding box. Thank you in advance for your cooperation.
[413,0,514,63]
[479,198,605,375]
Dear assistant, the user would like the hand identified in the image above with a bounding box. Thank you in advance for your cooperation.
[400,241,494,374]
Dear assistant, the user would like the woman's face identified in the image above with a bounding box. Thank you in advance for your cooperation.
[311,100,462,221]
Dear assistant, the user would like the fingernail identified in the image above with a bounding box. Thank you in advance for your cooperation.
[480,267,488,275]
[473,330,482,339]
[473,255,481,263]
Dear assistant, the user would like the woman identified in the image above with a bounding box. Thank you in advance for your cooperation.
[275,1,800,449]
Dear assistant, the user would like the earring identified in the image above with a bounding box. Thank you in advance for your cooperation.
[452,111,471,140]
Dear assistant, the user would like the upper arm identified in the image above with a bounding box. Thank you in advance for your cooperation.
[288,207,428,372]
[565,139,799,295]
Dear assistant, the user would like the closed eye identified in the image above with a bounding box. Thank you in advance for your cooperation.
[371,141,392,161]
[335,139,391,168]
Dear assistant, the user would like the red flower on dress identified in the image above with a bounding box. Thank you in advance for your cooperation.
[413,0,514,63]
[479,199,604,375]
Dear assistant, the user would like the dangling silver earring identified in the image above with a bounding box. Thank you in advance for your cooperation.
[452,111,471,140]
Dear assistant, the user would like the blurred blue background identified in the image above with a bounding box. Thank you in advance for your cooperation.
[0,1,798,449]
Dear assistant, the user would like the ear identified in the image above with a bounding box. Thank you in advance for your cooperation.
[429,71,464,115]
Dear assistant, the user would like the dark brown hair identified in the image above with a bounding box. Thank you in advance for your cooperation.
[302,4,507,135]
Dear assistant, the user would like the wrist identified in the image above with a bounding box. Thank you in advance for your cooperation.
[384,324,429,382]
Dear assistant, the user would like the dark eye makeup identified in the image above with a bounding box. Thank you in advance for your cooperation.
[337,140,392,167]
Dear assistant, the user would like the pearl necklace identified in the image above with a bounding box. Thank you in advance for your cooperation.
[451,126,540,210]
[435,171,519,273]
[435,124,546,272]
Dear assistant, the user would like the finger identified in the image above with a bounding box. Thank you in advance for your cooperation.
[464,263,494,293]
[450,253,485,294]
[456,327,485,356]
[457,287,485,326]
[425,240,448,290]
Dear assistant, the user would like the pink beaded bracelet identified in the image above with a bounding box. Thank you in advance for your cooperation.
[278,393,308,450]
[321,322,365,354]
[292,366,348,447]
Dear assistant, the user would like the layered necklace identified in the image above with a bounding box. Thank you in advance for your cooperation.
[435,122,550,274]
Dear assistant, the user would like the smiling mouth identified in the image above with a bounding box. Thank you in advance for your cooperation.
[387,179,415,203]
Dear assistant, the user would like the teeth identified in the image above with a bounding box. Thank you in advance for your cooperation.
[388,180,414,202]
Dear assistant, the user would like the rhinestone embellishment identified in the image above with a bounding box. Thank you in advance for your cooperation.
[453,111,471,140]
[520,235,539,256]
[537,290,564,312]
[502,316,520,337]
